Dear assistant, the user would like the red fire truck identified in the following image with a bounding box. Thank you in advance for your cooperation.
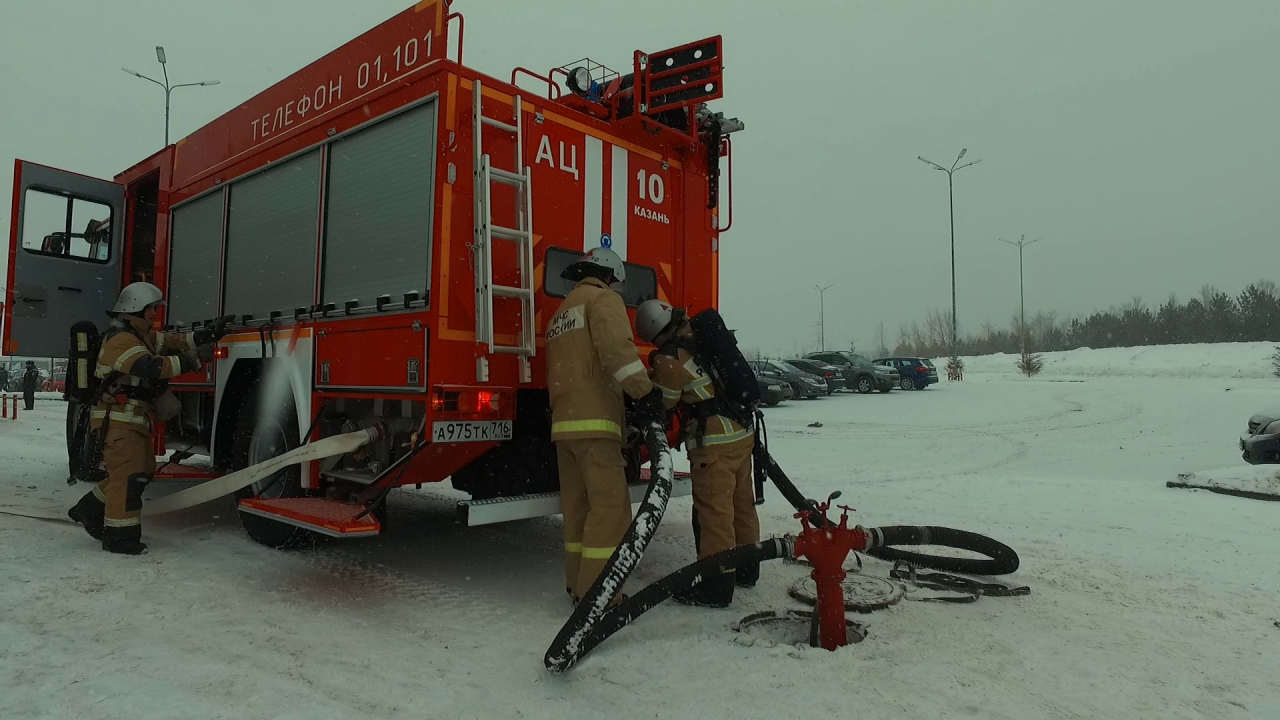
[4,0,742,547]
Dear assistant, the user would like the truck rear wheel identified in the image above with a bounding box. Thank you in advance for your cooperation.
[232,378,313,550]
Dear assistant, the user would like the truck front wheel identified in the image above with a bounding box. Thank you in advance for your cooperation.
[232,378,313,549]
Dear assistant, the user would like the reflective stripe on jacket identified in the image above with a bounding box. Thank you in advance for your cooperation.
[546,277,653,442]
[91,314,195,431]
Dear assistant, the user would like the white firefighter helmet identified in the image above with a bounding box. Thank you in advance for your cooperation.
[635,299,681,344]
[111,281,165,315]
[563,246,626,286]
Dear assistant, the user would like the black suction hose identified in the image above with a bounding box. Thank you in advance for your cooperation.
[759,451,1018,575]
[544,428,1020,671]
[546,524,1020,670]
[756,445,822,521]
[548,538,788,671]
[544,420,676,672]
[865,526,1019,576]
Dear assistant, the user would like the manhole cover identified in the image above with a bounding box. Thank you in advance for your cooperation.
[732,609,867,647]
[788,575,905,612]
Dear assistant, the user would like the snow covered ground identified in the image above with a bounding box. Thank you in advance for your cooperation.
[3,366,1279,719]
[949,341,1280,381]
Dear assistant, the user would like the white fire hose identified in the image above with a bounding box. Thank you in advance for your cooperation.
[0,427,380,524]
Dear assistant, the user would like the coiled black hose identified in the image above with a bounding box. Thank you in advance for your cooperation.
[760,450,1018,575]
[865,526,1019,576]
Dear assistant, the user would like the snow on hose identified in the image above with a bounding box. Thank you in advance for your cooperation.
[864,526,1020,576]
[544,420,675,672]
[556,539,788,670]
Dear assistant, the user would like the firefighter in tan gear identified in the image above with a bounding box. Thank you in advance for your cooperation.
[546,247,664,604]
[67,282,226,554]
[636,299,760,607]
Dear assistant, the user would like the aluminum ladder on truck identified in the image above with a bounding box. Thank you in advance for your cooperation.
[472,79,535,384]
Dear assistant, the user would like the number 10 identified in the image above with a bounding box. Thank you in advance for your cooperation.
[636,169,665,205]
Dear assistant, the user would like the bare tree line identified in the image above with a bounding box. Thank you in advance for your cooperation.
[894,280,1280,358]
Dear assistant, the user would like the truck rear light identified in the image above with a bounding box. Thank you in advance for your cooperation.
[213,346,229,359]
[433,388,502,415]
[431,389,460,412]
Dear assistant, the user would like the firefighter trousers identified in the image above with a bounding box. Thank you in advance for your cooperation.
[95,424,156,536]
[557,438,632,600]
[689,436,760,560]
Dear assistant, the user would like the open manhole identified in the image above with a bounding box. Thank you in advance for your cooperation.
[788,575,905,612]
[732,609,867,648]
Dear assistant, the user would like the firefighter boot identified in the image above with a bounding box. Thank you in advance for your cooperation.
[102,526,148,555]
[736,560,760,589]
[674,569,736,608]
[68,490,106,541]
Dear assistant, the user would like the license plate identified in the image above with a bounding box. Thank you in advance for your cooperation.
[431,420,512,443]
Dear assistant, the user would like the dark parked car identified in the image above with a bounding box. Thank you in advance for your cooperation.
[804,351,896,393]
[748,359,826,399]
[874,357,939,390]
[1240,410,1280,464]
[756,371,788,407]
[787,358,844,393]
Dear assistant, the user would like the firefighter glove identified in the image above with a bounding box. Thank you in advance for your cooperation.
[632,387,666,429]
[193,317,229,346]
[178,349,203,374]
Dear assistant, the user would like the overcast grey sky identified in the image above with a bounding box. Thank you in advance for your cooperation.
[3,1,1277,356]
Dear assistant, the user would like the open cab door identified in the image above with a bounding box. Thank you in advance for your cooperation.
[5,160,125,357]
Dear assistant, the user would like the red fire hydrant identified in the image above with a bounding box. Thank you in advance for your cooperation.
[790,496,868,651]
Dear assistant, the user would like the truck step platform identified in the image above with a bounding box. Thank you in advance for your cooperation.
[457,470,693,527]
[237,497,382,538]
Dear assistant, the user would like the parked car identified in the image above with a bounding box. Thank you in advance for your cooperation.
[42,371,66,394]
[748,359,826,399]
[1240,410,1280,464]
[874,357,939,390]
[804,351,896,393]
[756,371,788,407]
[787,358,844,393]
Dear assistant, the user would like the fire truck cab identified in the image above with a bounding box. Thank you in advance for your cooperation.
[4,0,741,547]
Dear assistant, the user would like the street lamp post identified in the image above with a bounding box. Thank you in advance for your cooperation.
[918,149,982,361]
[122,46,220,147]
[998,235,1042,354]
[814,284,834,351]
